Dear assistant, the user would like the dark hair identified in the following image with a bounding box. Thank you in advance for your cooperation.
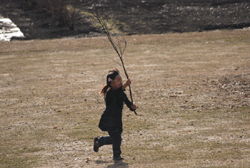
[101,69,120,95]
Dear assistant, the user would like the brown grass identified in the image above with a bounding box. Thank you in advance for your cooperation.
[0,29,250,168]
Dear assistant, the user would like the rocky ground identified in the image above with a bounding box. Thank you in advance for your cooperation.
[1,0,250,40]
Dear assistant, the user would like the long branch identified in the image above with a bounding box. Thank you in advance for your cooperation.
[94,10,137,115]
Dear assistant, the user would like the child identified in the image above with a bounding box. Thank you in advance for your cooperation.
[93,69,136,161]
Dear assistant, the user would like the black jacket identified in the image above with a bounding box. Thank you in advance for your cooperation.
[98,87,133,132]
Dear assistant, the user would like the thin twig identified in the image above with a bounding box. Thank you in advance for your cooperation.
[102,52,123,67]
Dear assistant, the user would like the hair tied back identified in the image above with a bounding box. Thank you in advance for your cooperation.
[108,78,112,82]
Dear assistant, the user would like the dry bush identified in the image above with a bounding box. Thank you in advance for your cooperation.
[21,0,80,30]
[40,0,79,30]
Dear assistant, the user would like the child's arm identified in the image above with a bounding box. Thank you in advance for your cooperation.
[122,79,131,90]
[123,91,137,111]
[123,79,137,111]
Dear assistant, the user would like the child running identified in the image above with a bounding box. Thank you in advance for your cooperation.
[93,69,136,161]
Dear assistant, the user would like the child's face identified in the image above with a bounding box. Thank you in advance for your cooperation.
[111,75,122,89]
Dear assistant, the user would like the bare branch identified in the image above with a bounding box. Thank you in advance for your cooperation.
[92,7,137,115]
[102,51,123,67]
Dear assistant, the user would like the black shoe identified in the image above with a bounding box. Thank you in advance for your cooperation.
[93,137,99,152]
[113,156,124,161]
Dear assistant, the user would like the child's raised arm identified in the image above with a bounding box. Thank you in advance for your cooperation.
[122,79,131,90]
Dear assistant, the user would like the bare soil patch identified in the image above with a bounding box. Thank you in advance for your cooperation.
[0,29,250,167]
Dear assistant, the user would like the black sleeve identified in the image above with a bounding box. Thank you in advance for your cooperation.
[123,92,134,111]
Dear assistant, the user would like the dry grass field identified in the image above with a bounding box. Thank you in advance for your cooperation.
[0,29,250,168]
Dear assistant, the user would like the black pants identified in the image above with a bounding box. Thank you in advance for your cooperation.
[98,128,122,159]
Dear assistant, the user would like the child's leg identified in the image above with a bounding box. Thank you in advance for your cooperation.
[108,129,122,159]
[94,135,113,152]
[98,135,113,146]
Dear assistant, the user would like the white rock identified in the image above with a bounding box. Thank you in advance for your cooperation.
[0,17,25,41]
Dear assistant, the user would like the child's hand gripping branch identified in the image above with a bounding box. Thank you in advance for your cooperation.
[122,78,131,90]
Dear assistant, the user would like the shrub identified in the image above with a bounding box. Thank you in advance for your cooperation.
[21,0,79,30]
[21,0,37,10]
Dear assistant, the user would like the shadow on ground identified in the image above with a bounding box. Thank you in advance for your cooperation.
[95,159,129,168]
